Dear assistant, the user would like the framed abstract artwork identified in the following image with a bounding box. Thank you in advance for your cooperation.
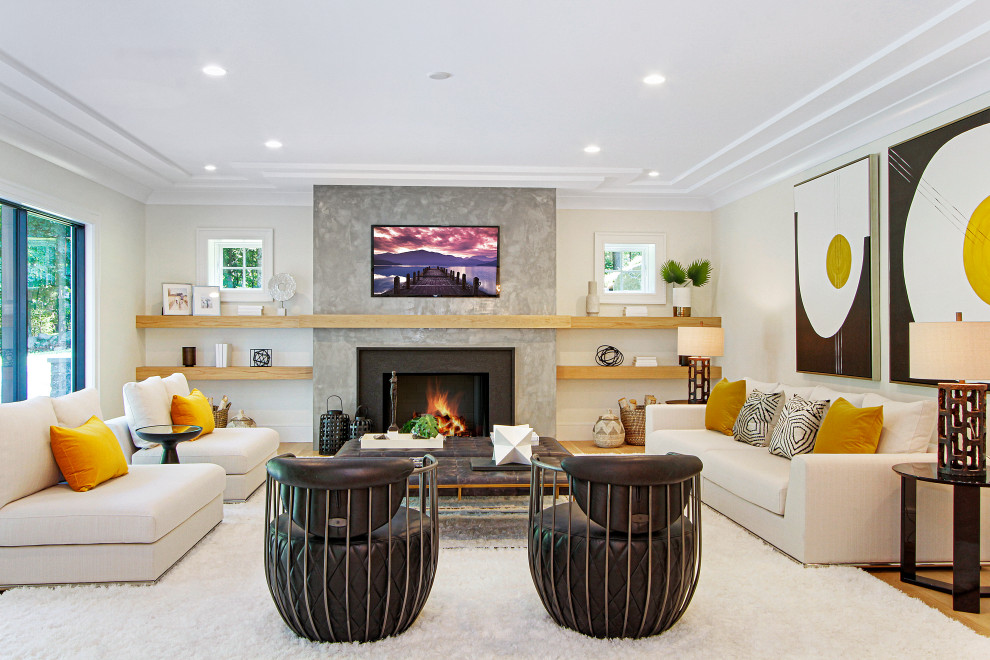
[888,107,990,385]
[793,154,879,379]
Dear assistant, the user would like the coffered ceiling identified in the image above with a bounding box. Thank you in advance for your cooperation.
[0,1,988,209]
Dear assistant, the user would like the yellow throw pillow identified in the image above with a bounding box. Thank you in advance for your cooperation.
[705,379,747,435]
[170,388,215,439]
[814,398,884,454]
[50,416,129,492]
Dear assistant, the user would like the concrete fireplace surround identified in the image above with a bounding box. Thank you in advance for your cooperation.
[312,186,557,441]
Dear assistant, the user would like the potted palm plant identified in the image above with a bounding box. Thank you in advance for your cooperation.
[660,258,712,317]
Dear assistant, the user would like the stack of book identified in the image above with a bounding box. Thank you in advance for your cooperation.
[236,305,263,316]
[624,306,649,316]
[634,356,658,367]
[215,343,230,368]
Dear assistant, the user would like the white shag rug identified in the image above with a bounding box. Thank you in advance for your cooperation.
[2,494,988,659]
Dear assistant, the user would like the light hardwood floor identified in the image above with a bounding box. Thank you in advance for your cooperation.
[277,440,989,636]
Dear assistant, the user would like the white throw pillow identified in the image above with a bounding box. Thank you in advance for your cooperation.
[744,377,782,396]
[162,372,191,400]
[123,376,171,448]
[862,393,938,454]
[810,386,865,408]
[0,396,62,509]
[780,385,815,401]
[50,387,103,428]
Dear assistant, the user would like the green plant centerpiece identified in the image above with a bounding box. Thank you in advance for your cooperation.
[401,414,440,438]
[660,258,711,317]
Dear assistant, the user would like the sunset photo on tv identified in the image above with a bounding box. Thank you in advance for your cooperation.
[372,225,499,297]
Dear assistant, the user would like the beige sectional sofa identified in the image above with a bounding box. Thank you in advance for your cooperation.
[117,373,279,502]
[0,389,225,588]
[644,378,990,565]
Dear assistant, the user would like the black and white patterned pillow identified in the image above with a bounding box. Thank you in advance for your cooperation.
[768,395,830,459]
[732,389,783,446]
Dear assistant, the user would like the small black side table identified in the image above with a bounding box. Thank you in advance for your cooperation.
[134,424,202,464]
[893,462,990,613]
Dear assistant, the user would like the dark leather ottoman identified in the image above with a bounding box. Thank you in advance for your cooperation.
[335,436,571,499]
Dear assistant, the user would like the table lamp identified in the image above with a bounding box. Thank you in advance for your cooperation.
[909,313,990,480]
[677,325,724,404]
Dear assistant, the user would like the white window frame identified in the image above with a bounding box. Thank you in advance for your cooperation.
[195,228,273,302]
[594,232,666,305]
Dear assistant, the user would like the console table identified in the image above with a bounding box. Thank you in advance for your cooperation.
[335,436,571,499]
[894,462,990,613]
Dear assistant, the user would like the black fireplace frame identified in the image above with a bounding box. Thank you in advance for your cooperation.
[356,347,515,436]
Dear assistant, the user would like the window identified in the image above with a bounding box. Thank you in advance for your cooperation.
[196,228,273,302]
[1,201,86,402]
[594,232,666,304]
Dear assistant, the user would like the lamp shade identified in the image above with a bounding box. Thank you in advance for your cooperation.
[677,326,724,357]
[909,321,990,381]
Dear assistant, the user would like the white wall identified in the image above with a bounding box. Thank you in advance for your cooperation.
[144,204,313,442]
[0,141,145,417]
[712,90,990,403]
[556,208,713,440]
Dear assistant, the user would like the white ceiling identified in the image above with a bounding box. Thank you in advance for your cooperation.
[0,0,988,210]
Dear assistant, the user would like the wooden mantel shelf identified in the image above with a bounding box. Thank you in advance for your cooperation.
[557,366,723,380]
[136,314,721,330]
[135,367,313,380]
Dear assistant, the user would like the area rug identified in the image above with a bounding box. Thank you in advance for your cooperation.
[2,494,988,659]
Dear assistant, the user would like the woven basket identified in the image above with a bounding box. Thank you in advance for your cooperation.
[213,408,229,429]
[620,405,646,446]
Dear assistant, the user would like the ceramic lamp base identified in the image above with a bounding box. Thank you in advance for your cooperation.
[937,382,987,480]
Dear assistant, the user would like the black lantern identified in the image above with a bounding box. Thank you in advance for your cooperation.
[319,395,350,455]
[350,404,373,439]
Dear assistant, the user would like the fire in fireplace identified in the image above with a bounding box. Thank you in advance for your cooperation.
[391,373,487,437]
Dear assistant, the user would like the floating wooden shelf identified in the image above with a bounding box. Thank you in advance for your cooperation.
[136,314,720,330]
[556,366,723,380]
[135,367,313,380]
[567,316,721,329]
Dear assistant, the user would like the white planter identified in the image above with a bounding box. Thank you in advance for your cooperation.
[672,287,692,317]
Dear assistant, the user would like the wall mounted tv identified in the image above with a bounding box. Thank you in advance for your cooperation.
[372,225,500,297]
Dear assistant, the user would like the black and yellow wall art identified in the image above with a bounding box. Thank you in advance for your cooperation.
[793,155,879,379]
[889,107,990,385]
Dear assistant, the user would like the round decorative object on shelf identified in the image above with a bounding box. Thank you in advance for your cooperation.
[596,345,624,367]
[268,273,296,315]
[593,409,625,448]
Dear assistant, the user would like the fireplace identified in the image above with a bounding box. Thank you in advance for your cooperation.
[357,348,514,437]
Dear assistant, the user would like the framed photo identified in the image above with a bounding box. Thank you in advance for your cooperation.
[888,107,990,384]
[163,283,192,316]
[193,285,221,316]
[371,225,499,297]
[793,154,879,380]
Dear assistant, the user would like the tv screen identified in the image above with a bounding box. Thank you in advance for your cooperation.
[372,225,500,297]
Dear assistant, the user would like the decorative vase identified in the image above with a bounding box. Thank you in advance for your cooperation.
[593,409,625,448]
[181,347,196,367]
[672,287,692,317]
[586,281,600,316]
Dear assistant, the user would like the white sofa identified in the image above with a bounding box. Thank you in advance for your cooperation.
[644,380,990,565]
[0,389,225,588]
[117,373,279,502]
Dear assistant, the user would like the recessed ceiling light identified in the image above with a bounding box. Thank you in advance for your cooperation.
[428,71,453,80]
[202,64,227,77]
[264,139,283,149]
[648,170,659,177]
[204,164,217,172]
[643,73,666,85]
[584,145,601,154]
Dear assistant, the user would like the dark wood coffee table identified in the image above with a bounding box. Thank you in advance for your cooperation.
[335,436,571,499]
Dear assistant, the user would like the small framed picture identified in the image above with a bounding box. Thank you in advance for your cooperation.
[163,283,193,315]
[193,286,221,316]
[250,348,272,367]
